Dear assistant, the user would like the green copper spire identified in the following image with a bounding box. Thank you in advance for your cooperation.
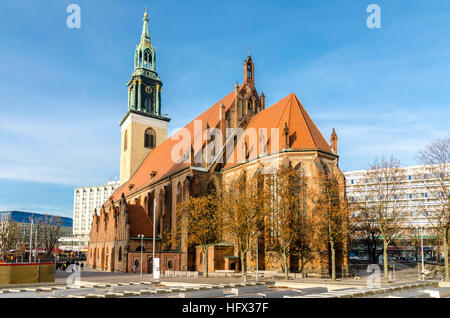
[123,9,170,125]
[134,8,156,72]
[141,8,151,43]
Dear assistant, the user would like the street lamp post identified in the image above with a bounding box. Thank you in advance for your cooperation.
[256,233,259,282]
[252,231,260,282]
[34,222,38,263]
[420,227,425,281]
[29,220,33,263]
[153,199,156,276]
[138,234,144,277]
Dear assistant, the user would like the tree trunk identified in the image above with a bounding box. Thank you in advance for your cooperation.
[204,247,209,278]
[299,253,304,274]
[444,230,449,281]
[330,242,336,281]
[371,240,378,264]
[240,251,247,282]
[367,244,374,263]
[283,253,289,279]
[383,239,389,284]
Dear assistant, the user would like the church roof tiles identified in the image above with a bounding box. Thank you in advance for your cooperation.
[110,89,333,202]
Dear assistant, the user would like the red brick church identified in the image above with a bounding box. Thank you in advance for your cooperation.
[87,11,347,276]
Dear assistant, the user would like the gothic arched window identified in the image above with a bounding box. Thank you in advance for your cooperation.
[118,246,122,262]
[176,182,182,204]
[144,128,156,149]
[247,62,252,79]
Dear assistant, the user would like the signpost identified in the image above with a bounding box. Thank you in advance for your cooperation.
[152,199,159,280]
[153,258,160,280]
[29,220,33,263]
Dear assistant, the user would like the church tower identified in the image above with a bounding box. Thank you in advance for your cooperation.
[120,9,170,184]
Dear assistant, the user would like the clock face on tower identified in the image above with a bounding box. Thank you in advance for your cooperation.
[145,85,152,94]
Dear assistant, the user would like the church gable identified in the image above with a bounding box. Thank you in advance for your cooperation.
[221,93,334,171]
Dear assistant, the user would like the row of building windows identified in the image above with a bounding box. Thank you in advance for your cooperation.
[349,173,449,185]
[76,187,116,194]
[350,192,446,202]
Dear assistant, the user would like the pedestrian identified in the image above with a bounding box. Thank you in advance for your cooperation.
[131,264,136,273]
[80,262,84,270]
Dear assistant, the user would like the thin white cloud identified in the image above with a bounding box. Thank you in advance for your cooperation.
[0,102,121,185]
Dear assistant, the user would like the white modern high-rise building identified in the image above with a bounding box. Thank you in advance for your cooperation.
[73,181,120,238]
[345,164,449,258]
[345,165,449,232]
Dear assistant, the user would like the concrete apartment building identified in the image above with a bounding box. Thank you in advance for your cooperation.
[73,181,120,240]
[345,164,449,259]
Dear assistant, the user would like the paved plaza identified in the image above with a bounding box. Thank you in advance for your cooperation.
[0,267,448,298]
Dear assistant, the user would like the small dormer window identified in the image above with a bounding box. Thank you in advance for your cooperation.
[129,184,135,191]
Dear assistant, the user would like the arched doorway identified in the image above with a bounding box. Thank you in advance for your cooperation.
[134,259,140,273]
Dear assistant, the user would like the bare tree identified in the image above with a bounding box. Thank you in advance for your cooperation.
[0,215,20,261]
[351,198,383,264]
[416,135,450,281]
[353,156,408,283]
[37,215,62,255]
[218,174,266,282]
[313,170,349,280]
[265,162,311,279]
[175,195,219,278]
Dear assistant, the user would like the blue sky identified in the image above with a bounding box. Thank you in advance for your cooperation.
[0,0,449,217]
